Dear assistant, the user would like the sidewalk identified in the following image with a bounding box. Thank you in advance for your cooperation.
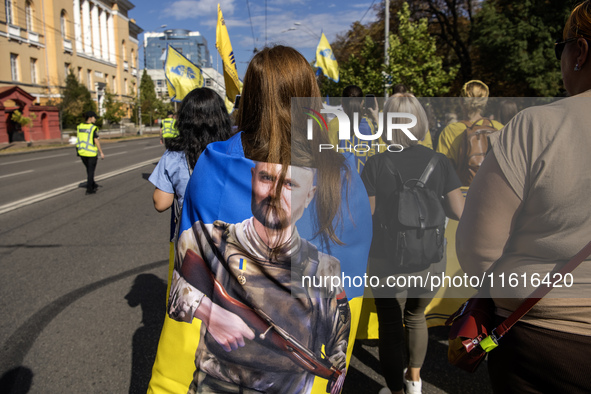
[0,126,161,156]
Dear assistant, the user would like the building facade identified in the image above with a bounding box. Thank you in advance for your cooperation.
[1,0,142,142]
[144,29,211,71]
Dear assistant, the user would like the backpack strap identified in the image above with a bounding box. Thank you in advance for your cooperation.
[418,154,440,185]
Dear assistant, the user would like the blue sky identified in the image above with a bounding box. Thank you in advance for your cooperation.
[131,0,378,78]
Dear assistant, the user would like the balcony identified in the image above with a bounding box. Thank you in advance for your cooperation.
[123,61,129,72]
[63,39,73,52]
[131,68,137,77]
[28,31,39,45]
[8,25,21,39]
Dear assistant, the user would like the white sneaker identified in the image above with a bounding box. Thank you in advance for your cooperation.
[378,387,392,394]
[403,376,422,394]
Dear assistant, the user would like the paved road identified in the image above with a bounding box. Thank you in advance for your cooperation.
[0,147,170,393]
[0,142,493,394]
[0,137,164,213]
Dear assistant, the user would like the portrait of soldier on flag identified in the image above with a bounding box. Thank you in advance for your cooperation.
[169,161,350,393]
[148,45,372,394]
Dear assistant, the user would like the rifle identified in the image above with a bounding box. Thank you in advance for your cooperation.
[180,249,345,394]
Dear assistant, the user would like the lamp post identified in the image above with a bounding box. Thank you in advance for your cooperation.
[384,0,390,98]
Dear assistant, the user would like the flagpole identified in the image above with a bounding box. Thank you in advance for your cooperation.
[384,0,389,98]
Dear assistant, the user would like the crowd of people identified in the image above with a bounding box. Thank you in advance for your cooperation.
[139,1,591,393]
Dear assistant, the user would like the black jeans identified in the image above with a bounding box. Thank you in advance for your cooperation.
[80,156,98,192]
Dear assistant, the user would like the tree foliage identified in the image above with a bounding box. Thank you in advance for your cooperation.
[60,71,96,129]
[321,3,457,98]
[102,89,126,125]
[138,70,158,126]
[135,70,172,126]
[385,3,458,97]
[472,0,573,96]
[326,0,576,97]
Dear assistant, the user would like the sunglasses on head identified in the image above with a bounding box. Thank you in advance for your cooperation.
[555,37,590,60]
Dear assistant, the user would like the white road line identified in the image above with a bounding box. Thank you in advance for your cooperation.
[143,145,164,150]
[106,151,128,157]
[0,170,34,179]
[0,153,69,166]
[0,157,160,215]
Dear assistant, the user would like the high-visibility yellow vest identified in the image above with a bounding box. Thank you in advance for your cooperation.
[161,118,179,139]
[76,123,98,157]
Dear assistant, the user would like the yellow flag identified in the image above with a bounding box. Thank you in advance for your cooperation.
[165,45,204,102]
[315,33,339,82]
[216,4,241,103]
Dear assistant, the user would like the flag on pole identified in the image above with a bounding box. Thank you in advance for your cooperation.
[165,44,204,102]
[315,33,339,82]
[216,3,242,103]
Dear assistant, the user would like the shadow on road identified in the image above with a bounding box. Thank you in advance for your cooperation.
[343,327,492,394]
[125,273,167,394]
[0,367,33,394]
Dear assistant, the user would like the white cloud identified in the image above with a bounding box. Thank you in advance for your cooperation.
[163,0,236,20]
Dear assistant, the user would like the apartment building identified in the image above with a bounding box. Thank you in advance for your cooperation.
[1,0,142,142]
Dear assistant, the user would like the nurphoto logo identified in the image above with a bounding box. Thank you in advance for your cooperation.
[305,103,418,153]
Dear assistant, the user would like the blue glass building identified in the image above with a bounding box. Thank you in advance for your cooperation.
[144,29,212,70]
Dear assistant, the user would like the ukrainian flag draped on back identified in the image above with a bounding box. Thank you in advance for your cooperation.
[315,33,339,82]
[165,45,204,102]
[216,3,242,103]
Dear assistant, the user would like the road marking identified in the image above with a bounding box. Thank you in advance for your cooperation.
[0,153,69,166]
[0,157,160,215]
[106,151,127,157]
[0,170,34,179]
[143,145,164,150]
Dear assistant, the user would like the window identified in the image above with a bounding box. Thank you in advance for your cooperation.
[131,49,135,68]
[124,78,127,95]
[5,0,14,25]
[60,10,67,38]
[25,1,33,31]
[78,66,82,81]
[122,40,126,61]
[87,69,92,90]
[65,63,70,77]
[10,53,19,81]
[30,58,37,84]
[112,76,116,93]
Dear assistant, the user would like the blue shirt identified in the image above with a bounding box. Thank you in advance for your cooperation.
[149,150,191,208]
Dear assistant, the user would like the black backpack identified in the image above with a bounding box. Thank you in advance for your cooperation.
[379,155,446,270]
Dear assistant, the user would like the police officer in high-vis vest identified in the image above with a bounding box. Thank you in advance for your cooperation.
[77,111,105,195]
[160,111,178,148]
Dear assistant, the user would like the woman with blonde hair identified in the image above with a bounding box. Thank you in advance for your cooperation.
[361,93,464,394]
[436,80,503,171]
[457,1,591,392]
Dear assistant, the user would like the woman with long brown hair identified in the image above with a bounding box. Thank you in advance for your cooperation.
[150,45,372,394]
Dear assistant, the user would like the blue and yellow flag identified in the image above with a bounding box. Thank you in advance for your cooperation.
[315,33,339,82]
[216,4,242,103]
[164,44,204,102]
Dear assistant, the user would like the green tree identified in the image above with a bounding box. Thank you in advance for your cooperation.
[330,3,457,98]
[385,3,458,97]
[473,0,573,96]
[60,71,96,129]
[138,70,158,126]
[102,89,126,125]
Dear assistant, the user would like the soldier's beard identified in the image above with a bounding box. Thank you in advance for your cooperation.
[251,197,289,231]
